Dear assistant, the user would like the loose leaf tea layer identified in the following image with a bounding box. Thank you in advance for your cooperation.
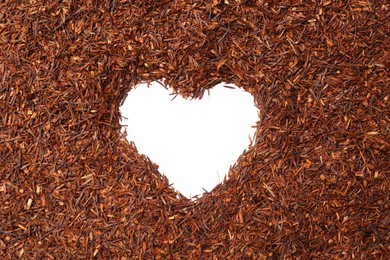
[1,0,389,259]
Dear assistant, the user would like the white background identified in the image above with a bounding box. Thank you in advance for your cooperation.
[120,82,258,199]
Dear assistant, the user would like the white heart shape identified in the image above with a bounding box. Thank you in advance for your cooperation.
[120,82,258,199]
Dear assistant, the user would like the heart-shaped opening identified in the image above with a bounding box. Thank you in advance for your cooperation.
[120,81,259,199]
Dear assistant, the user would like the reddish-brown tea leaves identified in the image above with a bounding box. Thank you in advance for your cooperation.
[1,0,389,259]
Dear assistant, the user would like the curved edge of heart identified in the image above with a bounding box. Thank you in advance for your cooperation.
[119,80,259,200]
